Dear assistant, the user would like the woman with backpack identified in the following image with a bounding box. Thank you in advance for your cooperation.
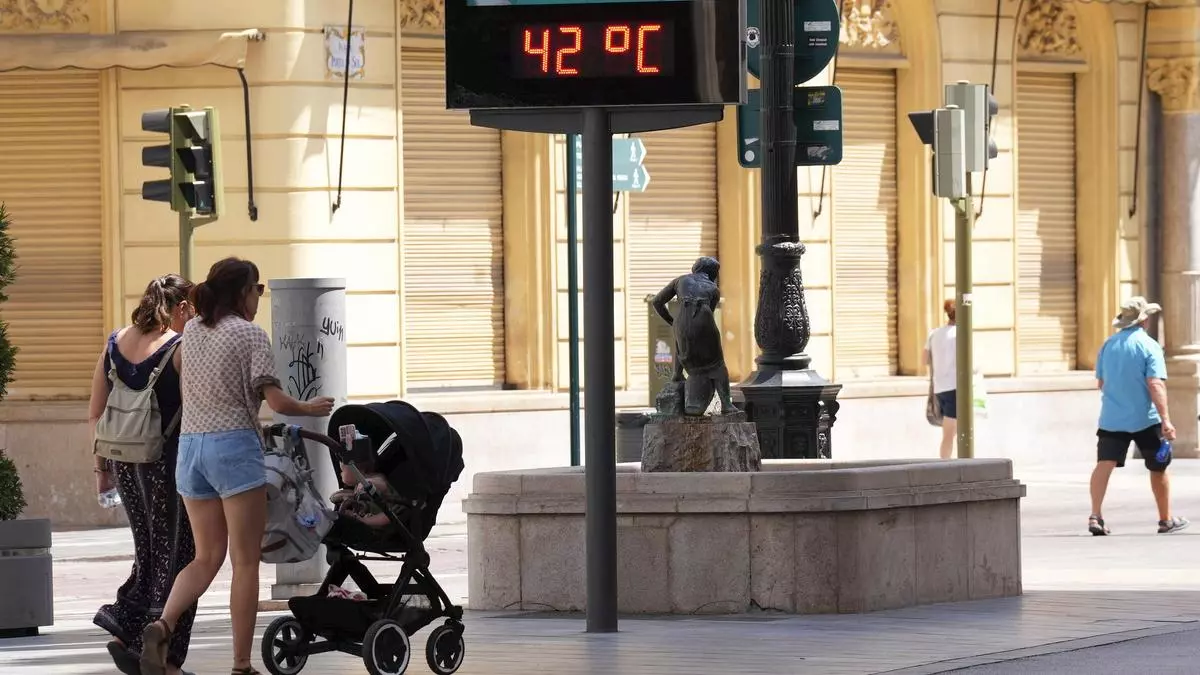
[139,257,334,675]
[90,273,198,675]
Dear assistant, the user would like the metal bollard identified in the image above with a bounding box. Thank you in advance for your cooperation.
[266,278,347,600]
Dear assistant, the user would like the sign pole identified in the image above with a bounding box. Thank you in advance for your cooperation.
[954,175,975,459]
[567,134,582,467]
[582,107,618,634]
[179,211,194,280]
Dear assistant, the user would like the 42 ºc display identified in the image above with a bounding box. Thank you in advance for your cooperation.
[512,21,676,78]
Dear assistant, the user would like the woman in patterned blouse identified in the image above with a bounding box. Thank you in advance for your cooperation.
[139,257,334,675]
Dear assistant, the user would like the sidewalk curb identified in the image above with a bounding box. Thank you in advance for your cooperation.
[878,620,1200,674]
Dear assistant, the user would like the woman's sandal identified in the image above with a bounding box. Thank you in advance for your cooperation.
[231,667,263,675]
[139,619,173,675]
[105,639,141,675]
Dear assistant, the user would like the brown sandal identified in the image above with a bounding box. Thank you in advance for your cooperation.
[139,619,172,675]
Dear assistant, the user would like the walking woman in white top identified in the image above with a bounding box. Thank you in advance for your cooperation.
[925,299,958,459]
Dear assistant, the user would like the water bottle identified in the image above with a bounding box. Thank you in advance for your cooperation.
[1157,439,1173,464]
[98,488,122,509]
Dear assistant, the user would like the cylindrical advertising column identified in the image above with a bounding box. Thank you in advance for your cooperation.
[266,278,347,599]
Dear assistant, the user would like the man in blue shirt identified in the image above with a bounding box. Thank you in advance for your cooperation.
[1090,296,1188,536]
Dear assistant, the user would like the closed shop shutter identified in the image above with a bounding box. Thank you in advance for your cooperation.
[831,68,898,379]
[627,124,718,389]
[1016,72,1077,373]
[401,45,506,387]
[0,72,103,397]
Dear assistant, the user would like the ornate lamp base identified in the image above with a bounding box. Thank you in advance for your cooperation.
[735,367,842,460]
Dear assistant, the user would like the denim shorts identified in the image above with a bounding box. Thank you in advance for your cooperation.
[176,428,266,500]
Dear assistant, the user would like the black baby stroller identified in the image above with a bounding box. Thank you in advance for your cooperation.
[260,400,466,675]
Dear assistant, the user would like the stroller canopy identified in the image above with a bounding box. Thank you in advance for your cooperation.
[327,401,465,506]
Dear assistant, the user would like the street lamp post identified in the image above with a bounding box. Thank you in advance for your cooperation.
[737,0,842,458]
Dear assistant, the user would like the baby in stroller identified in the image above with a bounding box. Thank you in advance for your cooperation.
[259,401,467,675]
[331,445,403,530]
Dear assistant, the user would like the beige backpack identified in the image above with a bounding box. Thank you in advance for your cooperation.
[93,340,181,464]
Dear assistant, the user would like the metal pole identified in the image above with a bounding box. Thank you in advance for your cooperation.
[582,108,617,633]
[955,175,975,459]
[567,134,582,467]
[179,211,194,279]
[759,0,798,252]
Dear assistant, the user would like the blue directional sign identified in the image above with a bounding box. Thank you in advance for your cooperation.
[573,137,651,192]
[737,86,844,168]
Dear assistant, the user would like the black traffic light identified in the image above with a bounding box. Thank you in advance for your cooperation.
[141,108,182,210]
[139,106,224,219]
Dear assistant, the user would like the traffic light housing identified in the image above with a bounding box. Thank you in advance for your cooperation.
[944,81,999,172]
[907,107,966,199]
[140,105,223,219]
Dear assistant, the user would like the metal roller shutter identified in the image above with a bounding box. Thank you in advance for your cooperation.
[626,124,719,389]
[401,45,506,388]
[1016,72,1077,373]
[831,68,898,379]
[0,72,103,397]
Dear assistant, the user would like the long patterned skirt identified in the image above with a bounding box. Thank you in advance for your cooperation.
[93,442,197,668]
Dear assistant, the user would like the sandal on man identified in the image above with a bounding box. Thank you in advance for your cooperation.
[139,620,173,675]
[1158,516,1190,534]
[232,667,263,675]
[106,640,141,675]
[1088,515,1110,536]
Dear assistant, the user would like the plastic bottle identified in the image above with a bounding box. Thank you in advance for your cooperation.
[98,488,122,509]
[1157,439,1173,464]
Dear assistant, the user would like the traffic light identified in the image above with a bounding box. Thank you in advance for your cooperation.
[140,106,223,219]
[141,108,183,211]
[906,106,966,199]
[944,81,999,172]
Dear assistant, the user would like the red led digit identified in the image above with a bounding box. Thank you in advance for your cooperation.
[605,25,631,54]
[523,28,551,74]
[636,23,663,74]
[556,25,583,76]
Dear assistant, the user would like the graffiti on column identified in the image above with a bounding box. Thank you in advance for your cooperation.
[280,332,323,399]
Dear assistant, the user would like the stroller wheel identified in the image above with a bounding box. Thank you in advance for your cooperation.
[363,619,412,675]
[425,623,466,675]
[262,616,310,675]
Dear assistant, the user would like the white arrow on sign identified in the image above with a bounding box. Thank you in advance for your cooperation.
[744,137,759,145]
[628,138,647,164]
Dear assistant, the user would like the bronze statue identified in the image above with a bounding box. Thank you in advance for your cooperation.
[651,256,737,416]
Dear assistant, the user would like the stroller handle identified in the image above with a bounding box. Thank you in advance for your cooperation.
[262,423,349,462]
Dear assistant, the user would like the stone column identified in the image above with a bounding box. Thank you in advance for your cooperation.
[1149,56,1200,458]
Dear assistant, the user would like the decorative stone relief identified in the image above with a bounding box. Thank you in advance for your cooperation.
[1147,58,1200,113]
[839,0,900,51]
[1017,0,1082,58]
[0,0,90,32]
[399,0,444,31]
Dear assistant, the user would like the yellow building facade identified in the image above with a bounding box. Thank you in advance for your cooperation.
[0,0,1191,525]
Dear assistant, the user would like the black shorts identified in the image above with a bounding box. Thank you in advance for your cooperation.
[1097,424,1169,471]
[935,391,957,419]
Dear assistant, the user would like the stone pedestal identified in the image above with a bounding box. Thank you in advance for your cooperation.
[641,413,762,472]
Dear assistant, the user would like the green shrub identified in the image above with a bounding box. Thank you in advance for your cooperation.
[0,203,16,401]
[0,204,21,519]
[0,451,24,520]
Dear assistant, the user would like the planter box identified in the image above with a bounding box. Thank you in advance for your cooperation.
[0,518,53,636]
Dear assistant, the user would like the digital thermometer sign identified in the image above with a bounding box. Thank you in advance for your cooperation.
[446,0,744,109]
[513,21,675,78]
